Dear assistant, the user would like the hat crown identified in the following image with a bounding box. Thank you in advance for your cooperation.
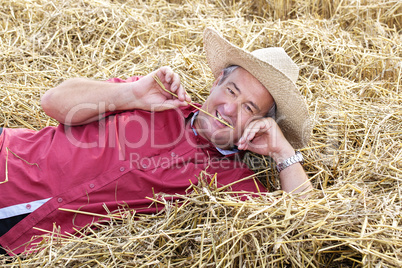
[251,48,299,84]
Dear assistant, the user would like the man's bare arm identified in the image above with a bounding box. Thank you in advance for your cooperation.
[271,146,313,194]
[236,117,313,194]
[41,66,191,125]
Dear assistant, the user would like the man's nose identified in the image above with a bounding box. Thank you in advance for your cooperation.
[223,102,239,117]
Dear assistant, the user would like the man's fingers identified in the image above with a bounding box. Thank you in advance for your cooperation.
[240,120,261,142]
[160,66,174,83]
[164,68,191,103]
[243,127,259,145]
[176,85,191,103]
[154,66,191,104]
[185,93,192,103]
[170,73,191,103]
[238,119,272,149]
[170,73,181,93]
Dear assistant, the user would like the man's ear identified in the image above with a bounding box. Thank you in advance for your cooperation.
[211,71,224,91]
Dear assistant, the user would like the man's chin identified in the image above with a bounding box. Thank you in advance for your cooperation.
[198,129,238,149]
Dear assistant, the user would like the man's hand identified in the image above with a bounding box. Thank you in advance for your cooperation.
[130,66,191,112]
[236,117,313,194]
[236,117,294,161]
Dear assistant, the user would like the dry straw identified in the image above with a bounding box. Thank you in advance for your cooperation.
[0,0,401,267]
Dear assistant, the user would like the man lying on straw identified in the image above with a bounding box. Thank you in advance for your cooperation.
[0,28,312,255]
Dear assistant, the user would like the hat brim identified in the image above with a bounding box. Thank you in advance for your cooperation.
[203,27,312,149]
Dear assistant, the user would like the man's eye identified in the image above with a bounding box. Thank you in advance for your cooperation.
[227,88,235,95]
[245,105,253,113]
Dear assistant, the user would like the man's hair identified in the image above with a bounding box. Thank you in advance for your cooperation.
[217,65,239,86]
[217,65,276,119]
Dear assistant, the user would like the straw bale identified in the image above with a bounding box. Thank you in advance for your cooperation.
[0,0,401,267]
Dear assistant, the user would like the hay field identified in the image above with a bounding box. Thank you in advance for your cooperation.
[0,0,401,267]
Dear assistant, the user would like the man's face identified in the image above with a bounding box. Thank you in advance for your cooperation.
[194,67,274,149]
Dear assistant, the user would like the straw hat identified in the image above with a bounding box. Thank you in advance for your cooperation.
[203,27,312,148]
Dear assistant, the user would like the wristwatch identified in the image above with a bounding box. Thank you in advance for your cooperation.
[276,151,304,173]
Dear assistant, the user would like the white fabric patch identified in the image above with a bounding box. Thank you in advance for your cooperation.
[0,198,51,219]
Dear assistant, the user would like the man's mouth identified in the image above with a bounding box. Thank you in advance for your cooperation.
[216,111,232,128]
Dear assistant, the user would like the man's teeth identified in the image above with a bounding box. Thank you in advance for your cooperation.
[216,111,231,127]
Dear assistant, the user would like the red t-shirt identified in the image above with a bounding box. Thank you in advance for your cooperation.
[0,76,266,255]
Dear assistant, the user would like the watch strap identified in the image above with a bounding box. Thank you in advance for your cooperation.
[276,151,304,173]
